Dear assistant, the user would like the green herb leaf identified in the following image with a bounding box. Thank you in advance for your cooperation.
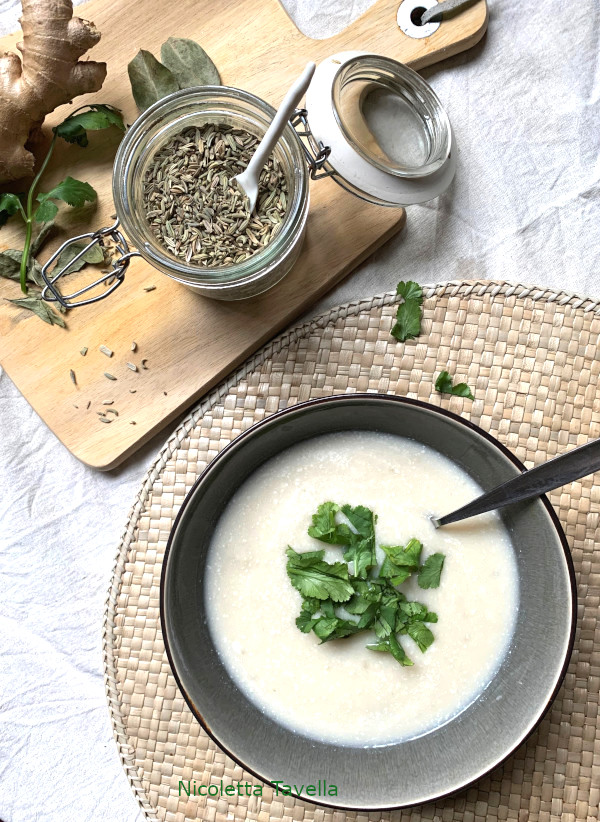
[127,49,179,112]
[418,553,445,589]
[379,538,423,585]
[339,504,377,579]
[391,280,423,342]
[7,295,66,327]
[435,370,475,400]
[33,201,59,223]
[37,177,97,211]
[307,501,342,544]
[0,192,21,226]
[52,241,105,275]
[368,633,413,666]
[160,37,221,89]
[407,621,435,652]
[53,104,125,147]
[285,547,354,602]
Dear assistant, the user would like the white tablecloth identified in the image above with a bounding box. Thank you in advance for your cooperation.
[1,1,598,820]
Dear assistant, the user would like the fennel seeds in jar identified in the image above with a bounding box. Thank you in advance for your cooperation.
[142,124,288,267]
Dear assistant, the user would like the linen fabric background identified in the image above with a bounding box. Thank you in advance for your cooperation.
[1,1,599,820]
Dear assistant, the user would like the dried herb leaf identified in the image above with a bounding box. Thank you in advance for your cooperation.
[160,37,220,89]
[0,249,44,287]
[127,50,179,112]
[31,221,56,256]
[7,295,66,327]
[53,242,105,276]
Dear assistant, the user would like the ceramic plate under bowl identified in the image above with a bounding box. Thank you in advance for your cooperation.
[160,394,576,811]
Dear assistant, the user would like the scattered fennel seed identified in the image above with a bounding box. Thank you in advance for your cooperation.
[129,389,137,394]
[99,417,112,424]
[97,411,107,417]
[102,400,114,405]
[126,362,138,372]
[131,341,138,352]
[86,401,91,409]
[104,372,117,381]
[73,403,79,409]
[130,421,137,425]
[106,408,119,417]
[100,345,113,358]
[69,369,77,385]
[141,359,148,369]
[80,347,88,356]
[144,285,156,292]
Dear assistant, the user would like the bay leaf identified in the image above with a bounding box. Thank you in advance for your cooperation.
[31,220,56,256]
[53,242,105,275]
[160,37,221,89]
[127,49,179,112]
[7,295,66,327]
[0,249,44,287]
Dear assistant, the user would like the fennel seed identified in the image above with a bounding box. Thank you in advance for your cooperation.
[104,372,117,381]
[99,345,113,358]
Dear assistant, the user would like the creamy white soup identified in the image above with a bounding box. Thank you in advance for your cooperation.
[204,432,519,746]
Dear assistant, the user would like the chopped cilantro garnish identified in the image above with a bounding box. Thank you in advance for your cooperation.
[418,552,445,588]
[391,280,423,342]
[286,503,445,666]
[435,370,475,400]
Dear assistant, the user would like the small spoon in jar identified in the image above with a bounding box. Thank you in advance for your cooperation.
[232,62,316,213]
[431,436,600,527]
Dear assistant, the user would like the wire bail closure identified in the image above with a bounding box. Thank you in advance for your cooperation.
[291,109,334,180]
[41,219,140,309]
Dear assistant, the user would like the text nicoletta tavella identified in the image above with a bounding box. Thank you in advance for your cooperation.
[179,779,338,797]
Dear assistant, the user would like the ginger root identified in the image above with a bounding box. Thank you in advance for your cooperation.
[0,0,107,183]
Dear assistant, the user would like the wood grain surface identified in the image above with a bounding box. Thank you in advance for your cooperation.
[0,0,488,469]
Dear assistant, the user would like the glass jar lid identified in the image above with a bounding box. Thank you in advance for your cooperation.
[305,52,456,207]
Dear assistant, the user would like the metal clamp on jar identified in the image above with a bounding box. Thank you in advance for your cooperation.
[41,51,455,307]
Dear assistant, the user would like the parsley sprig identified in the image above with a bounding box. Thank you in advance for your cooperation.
[286,502,445,666]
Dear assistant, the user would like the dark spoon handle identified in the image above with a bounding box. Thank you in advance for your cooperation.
[435,437,600,527]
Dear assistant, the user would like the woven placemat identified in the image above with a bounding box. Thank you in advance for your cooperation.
[103,280,600,822]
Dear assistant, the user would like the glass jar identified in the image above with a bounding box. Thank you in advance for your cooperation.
[41,52,454,309]
[114,87,309,301]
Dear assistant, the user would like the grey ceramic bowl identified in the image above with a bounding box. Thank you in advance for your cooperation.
[161,394,576,810]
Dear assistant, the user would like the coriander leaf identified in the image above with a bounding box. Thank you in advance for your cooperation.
[313,615,361,643]
[340,504,377,540]
[373,602,397,639]
[0,192,21,226]
[435,370,475,400]
[295,597,321,633]
[160,37,221,89]
[379,539,423,585]
[7,295,66,327]
[33,200,58,223]
[286,547,354,602]
[37,177,97,211]
[0,250,44,287]
[54,104,125,147]
[307,501,342,544]
[368,633,413,667]
[128,49,179,112]
[418,553,445,589]
[391,280,423,342]
[339,504,377,579]
[407,621,435,652]
[379,560,412,586]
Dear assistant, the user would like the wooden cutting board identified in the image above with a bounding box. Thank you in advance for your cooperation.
[0,0,487,469]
